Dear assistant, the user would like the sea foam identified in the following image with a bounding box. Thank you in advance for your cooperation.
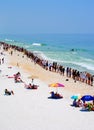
[32,43,42,46]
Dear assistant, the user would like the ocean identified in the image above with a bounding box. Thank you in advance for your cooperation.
[0,33,94,74]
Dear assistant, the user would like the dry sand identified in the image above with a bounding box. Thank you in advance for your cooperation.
[0,48,94,130]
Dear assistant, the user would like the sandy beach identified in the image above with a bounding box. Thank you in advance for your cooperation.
[8,48,94,96]
[1,0,94,129]
[0,45,94,130]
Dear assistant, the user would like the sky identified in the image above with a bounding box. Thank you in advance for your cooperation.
[0,0,94,34]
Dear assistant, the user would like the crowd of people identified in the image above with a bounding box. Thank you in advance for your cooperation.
[0,41,94,86]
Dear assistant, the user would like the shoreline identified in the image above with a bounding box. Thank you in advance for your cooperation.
[0,41,94,96]
[2,43,93,96]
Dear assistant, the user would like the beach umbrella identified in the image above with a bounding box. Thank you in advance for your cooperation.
[81,95,94,101]
[28,75,38,83]
[49,83,65,87]
[71,94,82,100]
[49,83,65,93]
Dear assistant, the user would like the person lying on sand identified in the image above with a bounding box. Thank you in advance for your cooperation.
[4,89,14,95]
[72,99,82,107]
[24,83,38,89]
[50,91,63,99]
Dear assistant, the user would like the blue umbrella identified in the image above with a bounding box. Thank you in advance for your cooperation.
[81,95,94,101]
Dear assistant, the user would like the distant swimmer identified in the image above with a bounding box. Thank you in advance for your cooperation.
[70,49,75,51]
[70,49,77,52]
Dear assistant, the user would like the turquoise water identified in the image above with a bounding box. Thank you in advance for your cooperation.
[0,34,94,74]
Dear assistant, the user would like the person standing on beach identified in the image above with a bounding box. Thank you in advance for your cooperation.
[2,57,4,64]
[17,62,19,67]
[11,50,13,55]
[32,78,34,83]
[90,75,93,86]
[0,59,1,65]
[66,67,69,77]
[62,67,65,76]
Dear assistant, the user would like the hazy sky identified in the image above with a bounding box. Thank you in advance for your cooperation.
[0,0,94,34]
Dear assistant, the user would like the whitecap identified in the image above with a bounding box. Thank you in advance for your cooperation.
[33,51,48,60]
[32,43,42,46]
[5,38,14,42]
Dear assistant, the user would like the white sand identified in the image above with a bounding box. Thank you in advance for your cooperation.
[0,49,94,130]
